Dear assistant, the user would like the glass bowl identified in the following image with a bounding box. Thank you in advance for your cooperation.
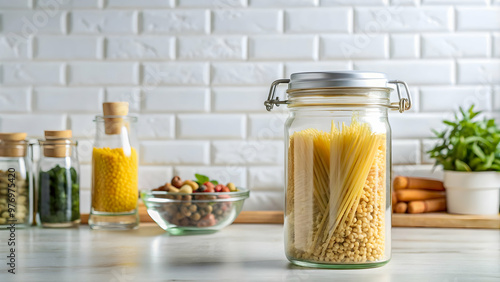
[141,188,249,235]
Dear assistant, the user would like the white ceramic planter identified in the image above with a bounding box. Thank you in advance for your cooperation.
[443,171,500,215]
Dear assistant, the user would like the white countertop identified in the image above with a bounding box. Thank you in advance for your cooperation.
[2,224,499,282]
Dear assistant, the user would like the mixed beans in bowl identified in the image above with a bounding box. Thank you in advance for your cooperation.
[141,174,249,235]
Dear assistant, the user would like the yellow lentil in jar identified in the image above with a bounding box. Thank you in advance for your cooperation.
[92,147,138,213]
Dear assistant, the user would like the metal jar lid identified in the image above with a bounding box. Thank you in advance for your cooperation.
[289,71,390,89]
[265,71,412,113]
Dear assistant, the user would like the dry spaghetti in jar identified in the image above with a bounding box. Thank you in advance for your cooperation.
[264,71,412,268]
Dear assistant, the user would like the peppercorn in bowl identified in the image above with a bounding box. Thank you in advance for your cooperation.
[141,174,249,235]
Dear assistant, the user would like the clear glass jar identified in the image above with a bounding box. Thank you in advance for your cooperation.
[37,131,80,228]
[0,133,33,228]
[265,72,412,269]
[89,102,139,230]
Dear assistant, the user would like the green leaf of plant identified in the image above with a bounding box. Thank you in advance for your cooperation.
[469,105,481,119]
[442,161,453,170]
[428,104,500,172]
[475,164,488,171]
[210,180,219,185]
[472,142,486,161]
[455,160,471,172]
[487,119,495,128]
[490,164,500,171]
[443,120,456,127]
[485,153,495,168]
[195,173,210,184]
[464,136,488,144]
[459,107,467,120]
[469,157,483,169]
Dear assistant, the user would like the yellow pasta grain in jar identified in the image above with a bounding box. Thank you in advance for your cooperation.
[266,71,412,268]
[92,147,138,213]
[285,122,386,264]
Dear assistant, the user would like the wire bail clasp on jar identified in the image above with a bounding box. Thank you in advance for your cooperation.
[264,79,290,111]
[387,80,412,113]
[265,78,412,113]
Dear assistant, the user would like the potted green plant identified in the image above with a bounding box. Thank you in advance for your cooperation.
[428,106,500,215]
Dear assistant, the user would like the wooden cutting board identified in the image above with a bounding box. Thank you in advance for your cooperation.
[392,213,500,229]
[80,205,284,224]
[232,212,500,228]
[80,204,499,229]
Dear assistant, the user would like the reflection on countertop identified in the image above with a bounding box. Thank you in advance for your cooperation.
[1,224,499,282]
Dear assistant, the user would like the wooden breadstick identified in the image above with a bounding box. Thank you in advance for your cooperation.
[408,198,447,214]
[395,189,445,202]
[393,176,445,191]
[394,202,408,213]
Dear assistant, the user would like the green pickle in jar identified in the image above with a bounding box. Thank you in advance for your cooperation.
[37,130,80,228]
[38,165,80,224]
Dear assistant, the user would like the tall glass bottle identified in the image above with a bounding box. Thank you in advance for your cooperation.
[89,102,139,230]
[37,130,80,228]
[0,133,33,228]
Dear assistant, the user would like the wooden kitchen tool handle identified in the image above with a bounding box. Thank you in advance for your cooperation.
[395,189,445,202]
[394,202,408,213]
[407,198,447,214]
[393,176,445,191]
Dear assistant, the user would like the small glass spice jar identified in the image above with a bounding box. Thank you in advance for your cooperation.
[0,133,33,228]
[89,102,139,230]
[265,71,412,269]
[37,130,80,228]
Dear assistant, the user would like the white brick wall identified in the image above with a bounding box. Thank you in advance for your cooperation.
[321,34,388,59]
[177,36,246,60]
[68,62,139,85]
[249,35,317,60]
[142,62,209,85]
[284,8,351,33]
[212,87,268,112]
[34,87,103,112]
[1,11,66,34]
[211,62,283,85]
[421,34,490,58]
[35,36,101,59]
[354,60,454,85]
[355,7,454,32]
[1,62,65,85]
[70,11,138,34]
[106,37,174,60]
[0,35,31,59]
[0,87,31,112]
[137,114,175,139]
[140,141,210,165]
[178,114,246,139]
[456,7,500,31]
[390,34,419,58]
[142,10,209,34]
[143,88,209,112]
[212,10,283,34]
[0,0,498,211]
[212,141,284,165]
[457,60,500,84]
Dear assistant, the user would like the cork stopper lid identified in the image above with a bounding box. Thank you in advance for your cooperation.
[43,130,73,158]
[103,102,129,135]
[45,130,72,140]
[0,133,27,141]
[0,133,28,157]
